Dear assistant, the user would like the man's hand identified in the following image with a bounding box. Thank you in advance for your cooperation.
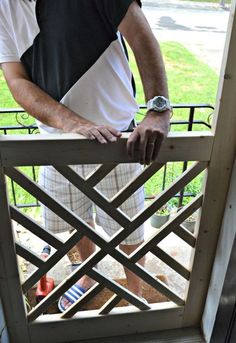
[2,62,121,144]
[64,119,122,144]
[127,110,170,165]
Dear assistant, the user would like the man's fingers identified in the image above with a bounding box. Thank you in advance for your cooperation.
[71,121,122,144]
[107,126,122,137]
[90,128,108,144]
[127,131,140,157]
[78,125,122,144]
[141,131,164,164]
[139,135,148,164]
[79,128,96,140]
[152,135,163,161]
[145,141,155,165]
[98,127,119,142]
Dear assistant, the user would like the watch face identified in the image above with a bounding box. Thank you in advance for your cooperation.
[153,96,166,111]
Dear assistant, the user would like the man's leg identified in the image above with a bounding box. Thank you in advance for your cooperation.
[61,220,96,310]
[74,219,96,289]
[39,165,99,310]
[119,242,145,298]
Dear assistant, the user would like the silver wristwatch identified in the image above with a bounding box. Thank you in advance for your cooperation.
[147,96,171,113]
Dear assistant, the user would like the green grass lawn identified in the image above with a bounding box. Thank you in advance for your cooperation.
[0,41,219,209]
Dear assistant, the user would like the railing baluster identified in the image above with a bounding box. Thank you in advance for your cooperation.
[10,206,63,249]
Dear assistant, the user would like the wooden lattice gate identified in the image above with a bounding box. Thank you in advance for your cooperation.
[0,130,211,343]
[1,1,236,342]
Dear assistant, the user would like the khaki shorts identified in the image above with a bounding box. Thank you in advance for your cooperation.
[39,164,145,245]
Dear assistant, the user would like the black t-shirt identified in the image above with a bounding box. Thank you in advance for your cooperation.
[0,0,141,132]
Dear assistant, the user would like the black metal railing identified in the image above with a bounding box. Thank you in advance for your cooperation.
[0,104,214,209]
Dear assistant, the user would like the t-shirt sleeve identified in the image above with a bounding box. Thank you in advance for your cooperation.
[0,14,20,64]
[96,0,142,33]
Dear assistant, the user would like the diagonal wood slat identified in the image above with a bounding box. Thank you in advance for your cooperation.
[131,162,207,230]
[173,225,196,248]
[111,163,164,208]
[23,231,84,293]
[85,164,118,187]
[54,165,131,229]
[15,242,44,268]
[88,268,150,311]
[10,206,63,250]
[99,294,123,315]
[61,283,105,319]
[108,249,185,306]
[151,246,191,280]
[130,195,203,263]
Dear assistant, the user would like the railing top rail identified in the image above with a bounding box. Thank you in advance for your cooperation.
[0,131,213,142]
[0,132,213,166]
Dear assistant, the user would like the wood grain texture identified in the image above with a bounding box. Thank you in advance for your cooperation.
[0,132,213,167]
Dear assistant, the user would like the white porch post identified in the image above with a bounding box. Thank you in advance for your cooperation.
[182,0,236,329]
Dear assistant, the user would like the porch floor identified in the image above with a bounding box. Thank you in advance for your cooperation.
[70,327,205,343]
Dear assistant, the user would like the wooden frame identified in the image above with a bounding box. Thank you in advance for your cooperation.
[28,304,184,343]
[0,169,30,343]
[0,131,209,342]
[0,131,213,166]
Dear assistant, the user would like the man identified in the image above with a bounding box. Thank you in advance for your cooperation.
[0,0,170,311]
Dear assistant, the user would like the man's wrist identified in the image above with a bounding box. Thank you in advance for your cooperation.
[146,108,171,117]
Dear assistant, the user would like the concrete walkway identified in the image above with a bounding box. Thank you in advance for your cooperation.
[142,0,230,73]
[143,0,230,10]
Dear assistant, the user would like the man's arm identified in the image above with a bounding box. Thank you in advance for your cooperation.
[1,62,121,144]
[119,1,170,164]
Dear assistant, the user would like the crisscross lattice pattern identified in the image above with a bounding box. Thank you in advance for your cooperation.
[5,160,206,321]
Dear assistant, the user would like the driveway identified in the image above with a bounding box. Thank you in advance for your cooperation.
[142,0,230,73]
